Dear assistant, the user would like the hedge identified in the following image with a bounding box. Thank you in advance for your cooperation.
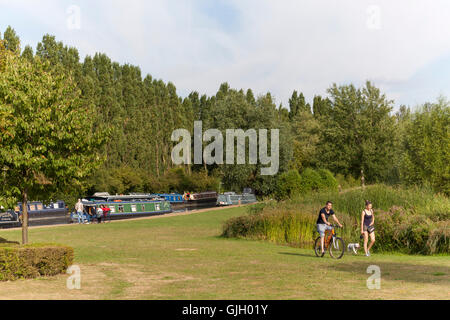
[0,243,74,281]
[317,169,339,191]
[275,169,302,200]
[299,168,324,193]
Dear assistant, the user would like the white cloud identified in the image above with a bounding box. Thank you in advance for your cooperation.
[1,0,450,107]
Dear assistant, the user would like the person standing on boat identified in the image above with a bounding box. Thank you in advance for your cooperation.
[75,199,86,224]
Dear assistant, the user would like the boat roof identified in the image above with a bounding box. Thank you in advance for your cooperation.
[87,194,161,202]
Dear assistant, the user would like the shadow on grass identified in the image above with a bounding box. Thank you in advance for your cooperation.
[278,252,318,259]
[329,260,449,285]
[0,237,20,245]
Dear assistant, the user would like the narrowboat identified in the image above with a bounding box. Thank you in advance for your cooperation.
[0,209,20,228]
[183,191,218,208]
[155,193,184,203]
[69,193,172,223]
[149,192,219,210]
[0,200,68,228]
[217,192,257,206]
[154,193,186,209]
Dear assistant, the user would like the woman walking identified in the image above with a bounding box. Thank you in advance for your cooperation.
[361,200,375,257]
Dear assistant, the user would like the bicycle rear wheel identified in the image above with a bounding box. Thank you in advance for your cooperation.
[314,237,325,257]
[329,237,345,259]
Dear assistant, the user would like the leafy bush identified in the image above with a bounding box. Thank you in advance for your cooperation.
[0,243,74,281]
[188,170,221,193]
[275,169,302,200]
[317,169,339,191]
[335,173,360,190]
[247,202,272,215]
[222,214,264,239]
[375,207,449,254]
[299,168,323,193]
[274,168,339,199]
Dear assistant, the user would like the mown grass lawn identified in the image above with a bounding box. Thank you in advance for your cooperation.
[0,206,448,300]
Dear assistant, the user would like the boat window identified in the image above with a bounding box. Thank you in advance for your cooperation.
[109,206,116,213]
[131,205,137,212]
[155,203,160,211]
[29,205,36,211]
[141,204,146,212]
[118,205,124,213]
[36,204,43,210]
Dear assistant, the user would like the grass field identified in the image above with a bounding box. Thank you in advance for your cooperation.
[0,206,448,300]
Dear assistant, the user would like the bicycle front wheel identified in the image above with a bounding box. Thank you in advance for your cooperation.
[329,237,345,259]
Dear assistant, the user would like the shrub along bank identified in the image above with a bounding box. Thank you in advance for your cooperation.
[275,168,338,200]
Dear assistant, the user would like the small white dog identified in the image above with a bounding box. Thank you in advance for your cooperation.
[347,243,361,255]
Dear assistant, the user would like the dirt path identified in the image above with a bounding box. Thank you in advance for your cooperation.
[0,204,252,232]
[339,186,364,194]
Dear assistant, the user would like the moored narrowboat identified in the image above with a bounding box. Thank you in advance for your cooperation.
[155,193,185,203]
[185,191,218,203]
[0,209,20,228]
[0,200,68,228]
[154,193,187,209]
[217,192,257,206]
[69,193,172,223]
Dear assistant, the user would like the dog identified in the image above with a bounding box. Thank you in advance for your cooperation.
[347,243,361,255]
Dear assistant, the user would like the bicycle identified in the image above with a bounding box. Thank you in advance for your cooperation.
[314,224,345,259]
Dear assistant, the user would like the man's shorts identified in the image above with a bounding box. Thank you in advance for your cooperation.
[317,224,333,237]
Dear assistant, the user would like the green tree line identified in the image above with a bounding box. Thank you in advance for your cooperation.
[1,26,449,202]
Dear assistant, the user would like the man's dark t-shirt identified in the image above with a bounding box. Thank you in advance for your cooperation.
[317,207,335,224]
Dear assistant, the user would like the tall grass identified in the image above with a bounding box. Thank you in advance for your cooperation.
[222,185,450,254]
[222,210,319,247]
[279,184,449,220]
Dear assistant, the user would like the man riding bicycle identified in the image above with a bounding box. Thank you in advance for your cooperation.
[316,201,343,255]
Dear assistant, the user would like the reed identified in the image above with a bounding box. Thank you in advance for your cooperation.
[222,184,449,254]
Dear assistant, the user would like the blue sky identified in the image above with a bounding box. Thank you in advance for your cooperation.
[1,0,450,111]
